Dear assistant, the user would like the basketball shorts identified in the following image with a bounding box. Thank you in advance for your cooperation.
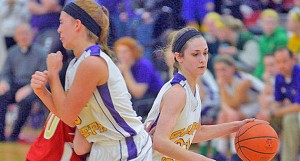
[88,130,152,161]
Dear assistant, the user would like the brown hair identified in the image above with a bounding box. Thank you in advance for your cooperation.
[113,37,144,60]
[74,0,113,57]
[165,27,203,73]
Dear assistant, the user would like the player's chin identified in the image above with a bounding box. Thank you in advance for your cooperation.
[62,43,71,50]
[197,67,206,75]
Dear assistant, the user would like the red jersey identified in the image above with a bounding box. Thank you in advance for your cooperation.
[26,113,83,161]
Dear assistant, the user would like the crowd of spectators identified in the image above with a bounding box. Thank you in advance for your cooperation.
[0,0,299,160]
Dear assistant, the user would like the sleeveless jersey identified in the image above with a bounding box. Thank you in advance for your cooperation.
[145,73,202,161]
[65,45,144,142]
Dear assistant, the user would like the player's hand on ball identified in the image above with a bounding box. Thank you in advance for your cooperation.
[240,118,269,129]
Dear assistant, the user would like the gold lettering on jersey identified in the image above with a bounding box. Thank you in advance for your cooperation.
[166,122,198,153]
[74,117,82,125]
[79,122,108,137]
[169,122,198,140]
[161,157,180,161]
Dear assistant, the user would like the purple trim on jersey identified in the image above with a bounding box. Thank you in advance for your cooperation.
[97,83,138,159]
[125,137,138,160]
[97,84,137,135]
[85,45,101,56]
[150,114,160,131]
[171,73,187,86]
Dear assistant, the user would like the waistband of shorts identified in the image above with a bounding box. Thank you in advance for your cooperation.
[94,130,148,146]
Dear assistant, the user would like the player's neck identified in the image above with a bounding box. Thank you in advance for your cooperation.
[179,69,197,93]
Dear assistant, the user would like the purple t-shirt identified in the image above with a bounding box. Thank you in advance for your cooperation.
[30,0,65,31]
[274,65,300,104]
[181,0,214,22]
[131,58,163,97]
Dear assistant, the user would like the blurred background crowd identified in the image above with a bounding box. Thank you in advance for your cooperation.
[0,0,299,161]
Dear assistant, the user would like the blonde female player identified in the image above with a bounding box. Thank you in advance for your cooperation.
[30,0,152,160]
[144,27,263,161]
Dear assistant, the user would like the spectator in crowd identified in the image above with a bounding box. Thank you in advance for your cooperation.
[114,37,163,121]
[216,15,259,73]
[290,0,300,13]
[0,23,46,142]
[256,54,277,121]
[213,55,264,160]
[253,9,288,79]
[286,10,300,59]
[28,0,65,54]
[181,0,215,29]
[265,47,300,161]
[201,12,222,72]
[0,0,30,49]
[0,37,7,73]
[221,0,243,20]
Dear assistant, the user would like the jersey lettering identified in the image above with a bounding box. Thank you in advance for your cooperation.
[80,122,108,137]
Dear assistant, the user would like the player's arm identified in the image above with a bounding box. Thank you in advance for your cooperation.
[272,101,300,117]
[31,71,61,117]
[73,128,92,155]
[48,56,107,127]
[192,118,259,143]
[219,79,252,109]
[153,85,213,161]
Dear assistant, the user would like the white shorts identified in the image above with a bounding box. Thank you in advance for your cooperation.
[88,130,152,161]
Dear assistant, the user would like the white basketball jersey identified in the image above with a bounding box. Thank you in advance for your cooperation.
[65,45,144,143]
[145,73,202,161]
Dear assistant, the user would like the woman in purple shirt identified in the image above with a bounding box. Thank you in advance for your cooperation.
[114,37,163,121]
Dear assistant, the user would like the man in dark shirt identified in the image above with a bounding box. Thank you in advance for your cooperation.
[270,47,300,161]
[0,23,46,142]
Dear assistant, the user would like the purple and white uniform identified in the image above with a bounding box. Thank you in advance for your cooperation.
[65,45,152,161]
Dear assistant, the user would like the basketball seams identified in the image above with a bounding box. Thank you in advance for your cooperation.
[235,122,279,161]
[238,146,277,155]
[234,136,278,145]
[236,128,248,161]
[236,123,268,138]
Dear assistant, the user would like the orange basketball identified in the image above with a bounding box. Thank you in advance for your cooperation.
[235,121,279,161]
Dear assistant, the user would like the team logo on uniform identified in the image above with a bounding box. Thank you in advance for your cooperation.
[281,87,287,93]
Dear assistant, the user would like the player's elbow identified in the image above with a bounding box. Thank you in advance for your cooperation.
[74,145,91,156]
[62,117,76,127]
[152,135,164,152]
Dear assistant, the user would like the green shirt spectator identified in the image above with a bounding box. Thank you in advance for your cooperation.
[253,9,288,79]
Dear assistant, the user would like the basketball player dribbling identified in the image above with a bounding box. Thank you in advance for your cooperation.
[144,27,267,161]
